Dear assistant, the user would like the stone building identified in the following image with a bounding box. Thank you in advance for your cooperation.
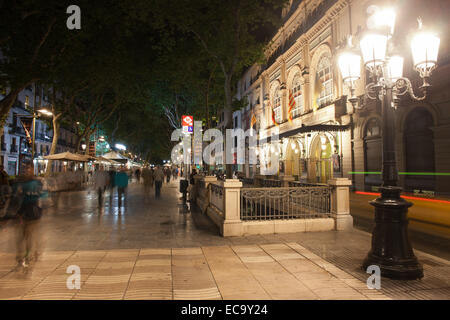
[1,84,80,176]
[235,0,450,195]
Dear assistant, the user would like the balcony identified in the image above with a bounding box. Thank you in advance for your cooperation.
[35,133,52,142]
[10,145,18,153]
[9,126,26,136]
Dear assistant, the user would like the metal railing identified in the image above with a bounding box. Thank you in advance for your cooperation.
[240,178,254,186]
[288,181,328,187]
[240,186,331,221]
[261,179,282,187]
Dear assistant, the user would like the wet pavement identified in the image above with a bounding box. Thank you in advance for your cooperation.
[1,179,228,251]
[0,179,449,300]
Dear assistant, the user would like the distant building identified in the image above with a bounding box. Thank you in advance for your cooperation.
[1,84,80,176]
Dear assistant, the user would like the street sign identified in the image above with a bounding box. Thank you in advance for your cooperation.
[182,115,193,127]
[181,115,193,134]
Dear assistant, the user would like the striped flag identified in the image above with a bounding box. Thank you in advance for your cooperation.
[288,89,296,123]
[270,100,279,126]
[250,110,257,128]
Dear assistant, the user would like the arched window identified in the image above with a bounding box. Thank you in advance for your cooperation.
[291,74,303,117]
[365,118,381,138]
[272,87,282,123]
[316,55,333,107]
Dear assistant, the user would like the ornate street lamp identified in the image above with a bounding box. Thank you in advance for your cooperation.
[338,11,440,279]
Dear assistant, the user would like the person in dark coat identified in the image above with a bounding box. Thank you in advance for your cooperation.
[14,164,45,270]
[115,168,129,207]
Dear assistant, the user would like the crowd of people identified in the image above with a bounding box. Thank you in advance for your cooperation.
[0,163,190,273]
[139,166,179,198]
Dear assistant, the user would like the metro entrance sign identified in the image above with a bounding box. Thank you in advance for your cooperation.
[182,115,193,134]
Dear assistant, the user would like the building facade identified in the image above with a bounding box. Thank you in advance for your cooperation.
[1,84,79,176]
[235,0,450,195]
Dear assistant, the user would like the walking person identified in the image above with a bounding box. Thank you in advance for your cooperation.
[142,168,153,193]
[115,168,129,208]
[188,168,197,203]
[166,168,171,183]
[135,168,141,183]
[14,164,44,271]
[93,170,108,208]
[108,168,116,204]
[154,165,164,199]
[0,165,11,217]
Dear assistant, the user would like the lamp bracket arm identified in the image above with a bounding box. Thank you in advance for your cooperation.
[364,82,378,100]
[395,77,426,101]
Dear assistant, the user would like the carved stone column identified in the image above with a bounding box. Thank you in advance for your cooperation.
[328,178,353,231]
[222,179,243,236]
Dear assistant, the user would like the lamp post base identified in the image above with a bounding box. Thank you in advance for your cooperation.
[362,186,423,280]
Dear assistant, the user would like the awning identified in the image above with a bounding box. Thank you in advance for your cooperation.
[102,151,129,164]
[259,124,350,144]
[93,156,122,165]
[43,152,90,162]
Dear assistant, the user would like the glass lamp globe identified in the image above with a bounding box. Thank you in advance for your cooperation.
[338,51,361,83]
[360,33,388,69]
[385,55,404,82]
[411,31,440,75]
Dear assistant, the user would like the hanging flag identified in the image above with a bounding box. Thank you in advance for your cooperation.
[20,117,33,146]
[250,110,257,128]
[312,72,324,110]
[269,99,280,126]
[288,89,296,123]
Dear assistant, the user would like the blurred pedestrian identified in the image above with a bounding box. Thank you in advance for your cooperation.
[135,168,141,183]
[154,165,164,199]
[108,168,116,203]
[0,165,11,215]
[93,170,108,207]
[14,164,44,271]
[166,168,171,183]
[142,167,154,193]
[188,168,197,202]
[115,168,129,207]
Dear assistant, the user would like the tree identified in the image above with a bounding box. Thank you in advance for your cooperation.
[154,0,287,177]
[0,0,93,134]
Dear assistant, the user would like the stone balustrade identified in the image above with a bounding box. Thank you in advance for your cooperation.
[196,175,353,237]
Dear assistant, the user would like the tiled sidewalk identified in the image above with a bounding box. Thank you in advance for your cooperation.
[0,182,448,300]
[0,243,390,300]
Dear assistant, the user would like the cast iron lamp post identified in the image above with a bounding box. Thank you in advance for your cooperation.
[18,108,53,173]
[338,10,440,279]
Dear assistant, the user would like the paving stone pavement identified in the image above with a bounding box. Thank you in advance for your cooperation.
[0,180,448,300]
[0,243,392,300]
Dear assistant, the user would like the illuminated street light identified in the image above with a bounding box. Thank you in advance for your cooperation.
[338,8,440,280]
[37,108,53,117]
[115,143,126,150]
